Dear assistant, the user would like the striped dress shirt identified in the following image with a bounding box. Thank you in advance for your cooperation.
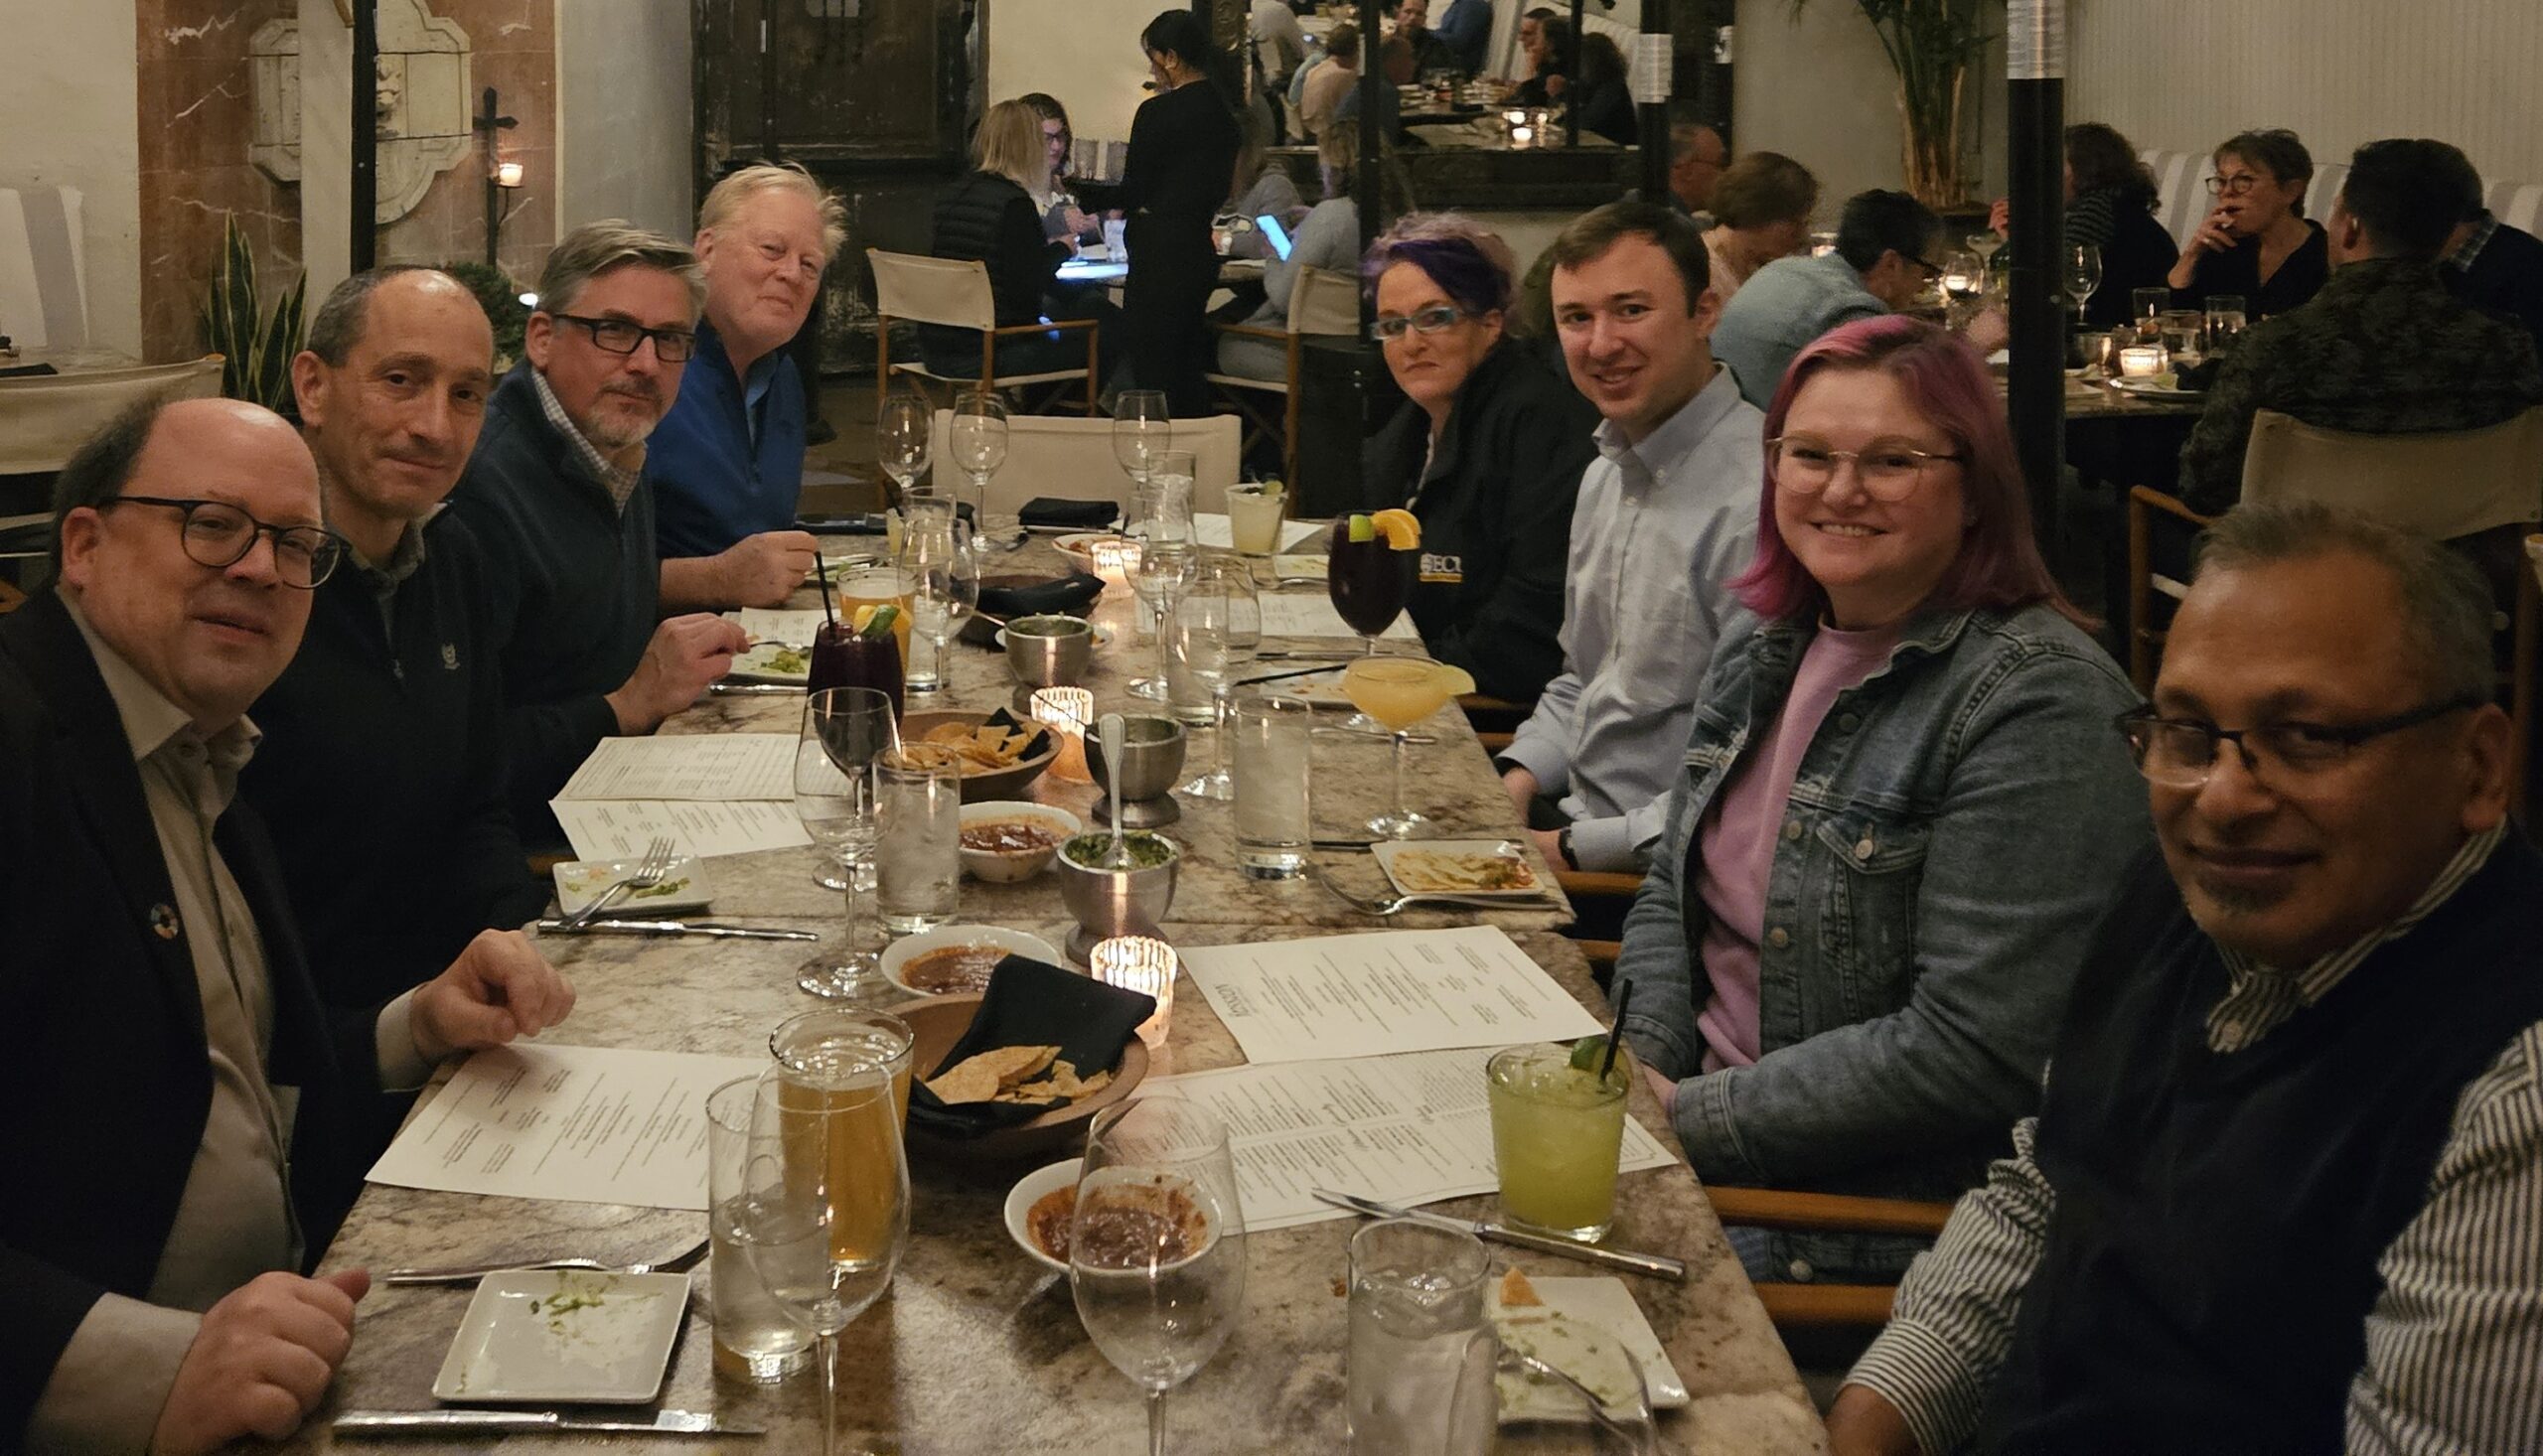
[1847,823,2543,1455]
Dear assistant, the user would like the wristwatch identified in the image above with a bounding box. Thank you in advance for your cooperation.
[1556,827,1576,870]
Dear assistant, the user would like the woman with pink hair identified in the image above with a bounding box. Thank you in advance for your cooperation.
[1609,315,2148,1283]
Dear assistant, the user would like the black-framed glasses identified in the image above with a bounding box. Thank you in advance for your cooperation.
[2114,697,2484,789]
[1909,254,1947,281]
[99,496,345,588]
[546,312,696,364]
[1766,436,1965,502]
[1369,304,1472,342]
[2203,174,2269,198]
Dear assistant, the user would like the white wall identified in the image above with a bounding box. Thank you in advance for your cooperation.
[300,0,353,306]
[2067,0,2543,186]
[2,2,142,357]
[986,0,1163,147]
[557,0,693,238]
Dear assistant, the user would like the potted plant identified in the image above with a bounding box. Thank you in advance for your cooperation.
[1791,0,1996,210]
[198,215,305,413]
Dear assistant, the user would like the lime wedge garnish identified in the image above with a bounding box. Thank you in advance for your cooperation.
[861,603,899,640]
[1347,512,1376,542]
[1569,1035,1610,1073]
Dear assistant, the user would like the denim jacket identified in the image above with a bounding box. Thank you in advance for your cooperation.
[1613,602,2149,1279]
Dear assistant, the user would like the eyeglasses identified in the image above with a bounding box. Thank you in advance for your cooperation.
[98,496,345,588]
[1765,436,1964,502]
[1369,304,1471,341]
[1909,255,1946,280]
[2203,174,2272,198]
[547,312,696,364]
[2114,697,2483,789]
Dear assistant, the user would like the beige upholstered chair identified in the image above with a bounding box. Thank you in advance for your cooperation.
[2239,406,2543,536]
[927,409,1242,520]
[0,356,224,475]
[867,248,1098,417]
[1205,265,1362,482]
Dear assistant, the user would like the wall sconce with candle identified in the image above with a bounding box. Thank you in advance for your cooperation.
[470,84,518,269]
[1031,687,1094,784]
[1089,936,1177,1047]
[494,159,524,189]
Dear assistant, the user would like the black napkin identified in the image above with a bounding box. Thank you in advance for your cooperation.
[2171,356,2222,392]
[0,362,60,378]
[1019,498,1122,529]
[978,571,1106,621]
[906,955,1155,1139]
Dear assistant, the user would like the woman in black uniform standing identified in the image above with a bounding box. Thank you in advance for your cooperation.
[1076,11,1244,416]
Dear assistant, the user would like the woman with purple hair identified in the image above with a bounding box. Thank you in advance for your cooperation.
[1608,316,2148,1283]
[1359,214,1597,702]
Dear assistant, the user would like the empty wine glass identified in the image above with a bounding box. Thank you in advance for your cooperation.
[1966,229,2003,268]
[1124,462,1196,702]
[1113,388,1170,496]
[951,390,1017,549]
[900,515,977,696]
[2064,243,2104,328]
[794,687,899,1000]
[734,1067,910,1456]
[1174,561,1260,801]
[876,389,932,505]
[1071,1096,1247,1456]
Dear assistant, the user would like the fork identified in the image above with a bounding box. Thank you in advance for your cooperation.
[380,1232,710,1287]
[1310,864,1548,917]
[1502,1348,1661,1454]
[560,835,675,932]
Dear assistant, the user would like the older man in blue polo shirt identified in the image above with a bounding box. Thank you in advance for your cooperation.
[652,163,846,611]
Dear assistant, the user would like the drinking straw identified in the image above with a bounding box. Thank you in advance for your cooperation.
[1599,983,1633,1081]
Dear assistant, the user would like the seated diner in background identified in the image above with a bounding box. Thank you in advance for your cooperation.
[1511,8,1573,106]
[2,394,574,1456]
[650,163,836,606]
[1570,34,1638,147]
[2432,138,2543,357]
[924,99,1112,381]
[1215,125,1374,380]
[1294,21,1358,141]
[1359,212,1598,704]
[1828,504,2543,1456]
[1666,117,1730,223]
[2174,138,2543,514]
[1701,150,1820,305]
[449,222,749,842]
[1613,316,2148,1283]
[1223,109,1305,261]
[1987,122,2176,331]
[1018,92,1102,247]
[2167,127,2329,319]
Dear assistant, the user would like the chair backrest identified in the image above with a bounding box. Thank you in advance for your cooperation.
[927,410,1245,517]
[2241,406,2543,541]
[0,185,90,350]
[0,356,224,475]
[1285,265,1362,337]
[867,249,997,331]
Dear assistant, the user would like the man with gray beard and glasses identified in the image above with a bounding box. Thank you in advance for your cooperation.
[450,222,749,842]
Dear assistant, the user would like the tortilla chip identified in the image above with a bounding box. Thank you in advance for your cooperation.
[1498,1268,1543,1307]
[925,1062,999,1104]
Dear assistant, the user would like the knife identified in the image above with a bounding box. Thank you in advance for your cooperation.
[709,680,806,696]
[335,1409,759,1437]
[1312,1189,1687,1281]
[534,918,822,943]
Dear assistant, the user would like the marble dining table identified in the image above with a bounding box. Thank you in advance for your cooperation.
[272,536,1830,1454]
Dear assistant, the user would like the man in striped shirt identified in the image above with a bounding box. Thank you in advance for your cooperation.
[1827,503,2543,1455]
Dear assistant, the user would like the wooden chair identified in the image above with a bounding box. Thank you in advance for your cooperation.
[1204,265,1361,482]
[867,249,1098,420]
[1571,939,1956,1330]
[2124,486,2214,692]
[0,355,223,476]
[927,409,1243,517]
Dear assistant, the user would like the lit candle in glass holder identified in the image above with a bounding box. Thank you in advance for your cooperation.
[494,159,525,189]
[1031,687,1094,784]
[2117,344,2168,378]
[1090,936,1177,1046]
[1086,536,1134,585]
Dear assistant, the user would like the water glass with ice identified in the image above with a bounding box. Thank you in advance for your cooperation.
[1347,1219,1497,1456]
[875,756,959,932]
[1231,694,1314,879]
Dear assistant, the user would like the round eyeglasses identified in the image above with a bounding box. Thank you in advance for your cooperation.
[2113,698,2482,789]
[98,495,346,588]
[1765,437,1964,503]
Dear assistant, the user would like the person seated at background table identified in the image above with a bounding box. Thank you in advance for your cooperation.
[1296,20,1359,141]
[2432,138,2543,359]
[1512,9,1572,106]
[2,394,575,1456]
[450,222,750,843]
[924,99,1118,384]
[1571,34,1637,147]
[648,164,834,607]
[1499,202,1763,875]
[1217,125,1381,380]
[1666,116,1730,223]
[1361,213,1597,702]
[1612,316,2147,1284]
[1434,0,1494,76]
[1249,0,1308,97]
[242,267,546,1012]
[1828,504,2543,1456]
[1715,190,1964,410]
[2167,127,2328,319]
[2175,138,2543,514]
[1333,35,1417,147]
[1392,0,1450,77]
[1224,109,1306,261]
[1018,92,1102,247]
[1986,122,2177,332]
[1702,151,1819,304]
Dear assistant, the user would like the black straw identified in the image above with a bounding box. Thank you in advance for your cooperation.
[812,551,837,631]
[1599,982,1632,1081]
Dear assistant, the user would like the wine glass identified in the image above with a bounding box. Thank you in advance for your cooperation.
[950,390,1016,550]
[2064,243,2104,328]
[1113,388,1170,496]
[1341,655,1470,838]
[735,1067,910,1456]
[1174,560,1259,801]
[1326,514,1420,730]
[1070,1096,1247,1456]
[1966,229,2003,268]
[899,515,977,695]
[876,389,933,505]
[795,687,899,999]
[1124,461,1196,702]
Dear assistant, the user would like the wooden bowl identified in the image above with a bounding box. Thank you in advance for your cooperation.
[893,992,1148,1163]
[900,710,1059,802]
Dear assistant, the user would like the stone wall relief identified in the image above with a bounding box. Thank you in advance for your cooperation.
[248,0,473,223]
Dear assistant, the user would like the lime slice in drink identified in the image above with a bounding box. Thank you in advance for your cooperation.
[1347,512,1376,542]
[1568,1035,1611,1074]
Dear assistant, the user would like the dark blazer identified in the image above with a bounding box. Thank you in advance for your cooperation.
[0,590,383,1437]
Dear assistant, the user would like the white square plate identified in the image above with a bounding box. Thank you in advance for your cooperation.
[726,642,812,684]
[1373,839,1546,898]
[551,856,713,917]
[431,1269,691,1404]
[1492,1275,1690,1419]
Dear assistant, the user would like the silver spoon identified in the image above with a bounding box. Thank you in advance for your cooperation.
[1099,711,1134,869]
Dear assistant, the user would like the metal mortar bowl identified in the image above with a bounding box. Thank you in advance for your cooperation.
[1055,831,1181,962]
[1003,615,1095,692]
[1086,715,1187,827]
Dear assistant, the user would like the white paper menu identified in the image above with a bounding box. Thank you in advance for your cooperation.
[1178,925,1607,1066]
[547,798,813,863]
[555,734,796,801]
[1154,1048,1677,1231]
[366,1044,764,1211]
[728,608,831,645]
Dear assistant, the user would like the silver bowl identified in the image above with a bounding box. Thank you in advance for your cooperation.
[1055,832,1181,962]
[1003,615,1095,692]
[1087,715,1187,828]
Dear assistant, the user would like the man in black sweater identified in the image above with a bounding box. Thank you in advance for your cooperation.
[448,223,748,841]
[242,267,549,1009]
[2431,140,2543,360]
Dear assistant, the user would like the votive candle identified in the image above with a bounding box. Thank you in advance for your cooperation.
[1090,936,1177,1046]
[1031,687,1095,784]
[1087,536,1134,585]
[2118,344,2167,378]
[494,159,525,189]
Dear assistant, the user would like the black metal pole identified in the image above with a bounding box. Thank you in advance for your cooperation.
[481,88,499,268]
[2006,0,2065,545]
[1565,0,1583,147]
[1638,1,1669,203]
[1355,0,1382,267]
[350,0,377,271]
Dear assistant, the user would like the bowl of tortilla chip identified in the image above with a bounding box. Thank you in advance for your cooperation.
[896,992,1148,1162]
[896,711,1060,803]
